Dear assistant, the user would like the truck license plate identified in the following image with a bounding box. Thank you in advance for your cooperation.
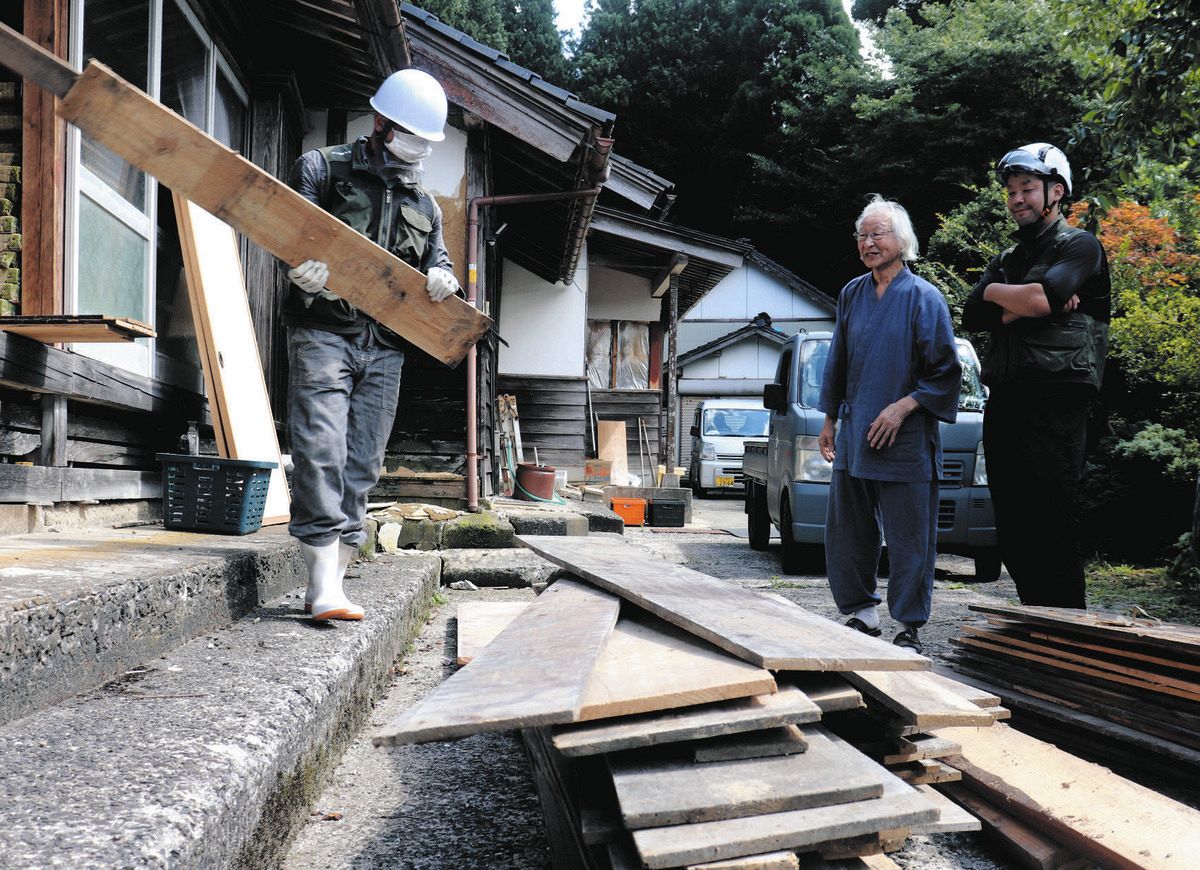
[715,475,735,487]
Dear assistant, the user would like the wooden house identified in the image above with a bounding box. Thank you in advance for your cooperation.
[0,1,617,517]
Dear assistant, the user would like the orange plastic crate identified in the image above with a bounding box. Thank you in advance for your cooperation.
[610,496,647,527]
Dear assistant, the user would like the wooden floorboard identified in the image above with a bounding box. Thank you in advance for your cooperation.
[517,535,928,671]
[843,670,998,730]
[552,685,823,757]
[610,726,887,829]
[373,579,618,745]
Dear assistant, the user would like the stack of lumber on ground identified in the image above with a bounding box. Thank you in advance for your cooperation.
[947,603,1200,777]
[934,722,1200,869]
[375,535,1012,868]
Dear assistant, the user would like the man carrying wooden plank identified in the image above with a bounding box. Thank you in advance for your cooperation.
[287,69,461,621]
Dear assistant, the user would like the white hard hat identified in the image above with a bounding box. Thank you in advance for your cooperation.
[369,68,448,142]
[996,143,1073,197]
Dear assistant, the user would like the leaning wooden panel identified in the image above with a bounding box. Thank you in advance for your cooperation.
[936,722,1200,869]
[174,196,289,524]
[629,758,936,868]
[843,670,997,730]
[373,579,619,745]
[56,61,489,366]
[516,535,928,671]
[577,614,776,722]
[611,726,885,829]
[553,684,823,757]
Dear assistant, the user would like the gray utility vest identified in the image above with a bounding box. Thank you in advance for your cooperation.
[284,139,440,348]
[980,222,1110,393]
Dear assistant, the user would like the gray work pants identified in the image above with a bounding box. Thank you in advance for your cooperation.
[286,326,404,548]
[825,469,938,627]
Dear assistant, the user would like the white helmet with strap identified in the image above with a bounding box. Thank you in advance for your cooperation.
[996,142,1073,197]
[369,68,448,142]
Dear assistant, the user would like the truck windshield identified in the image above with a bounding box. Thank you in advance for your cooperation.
[799,337,987,411]
[703,408,771,436]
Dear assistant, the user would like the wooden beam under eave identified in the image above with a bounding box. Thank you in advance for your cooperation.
[355,0,410,74]
[651,253,688,298]
[20,0,68,317]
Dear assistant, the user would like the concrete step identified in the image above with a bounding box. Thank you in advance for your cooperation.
[0,549,439,868]
[0,525,311,727]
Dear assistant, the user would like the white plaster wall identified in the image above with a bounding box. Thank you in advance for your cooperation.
[498,256,588,376]
[586,266,660,321]
[681,336,783,381]
[686,263,831,321]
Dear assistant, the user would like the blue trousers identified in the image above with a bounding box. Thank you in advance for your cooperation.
[286,326,404,549]
[825,470,938,626]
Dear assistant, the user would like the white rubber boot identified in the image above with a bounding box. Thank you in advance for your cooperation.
[304,541,360,613]
[300,540,364,621]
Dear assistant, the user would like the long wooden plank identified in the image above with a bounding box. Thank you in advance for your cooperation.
[692,725,808,763]
[630,749,936,868]
[52,60,489,366]
[516,535,928,671]
[843,670,997,730]
[937,782,1083,870]
[578,614,777,722]
[936,722,1200,870]
[552,685,823,757]
[372,579,619,745]
[688,851,799,870]
[456,601,530,664]
[910,784,979,833]
[174,196,289,524]
[610,727,887,829]
[881,734,961,765]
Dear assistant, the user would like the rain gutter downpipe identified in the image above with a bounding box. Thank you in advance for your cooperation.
[465,185,604,512]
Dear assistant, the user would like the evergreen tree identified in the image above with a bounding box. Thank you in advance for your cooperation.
[413,0,509,53]
[500,0,571,86]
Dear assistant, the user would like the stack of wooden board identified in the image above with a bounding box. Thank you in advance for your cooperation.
[374,535,1008,867]
[948,603,1200,775]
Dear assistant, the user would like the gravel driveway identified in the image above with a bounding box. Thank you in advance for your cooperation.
[284,496,1031,869]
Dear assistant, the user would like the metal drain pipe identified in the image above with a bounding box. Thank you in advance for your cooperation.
[465,185,605,511]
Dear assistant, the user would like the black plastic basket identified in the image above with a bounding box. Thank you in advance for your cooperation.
[156,453,277,535]
[649,499,686,527]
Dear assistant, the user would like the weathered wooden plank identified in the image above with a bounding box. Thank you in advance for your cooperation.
[881,734,961,766]
[692,725,808,763]
[937,781,1081,870]
[937,722,1200,870]
[373,579,619,745]
[553,685,823,757]
[629,742,937,868]
[455,601,530,664]
[909,784,980,834]
[611,727,886,829]
[50,60,489,366]
[688,850,800,870]
[516,534,928,671]
[843,670,997,730]
[578,614,776,722]
[889,759,961,786]
[788,675,864,714]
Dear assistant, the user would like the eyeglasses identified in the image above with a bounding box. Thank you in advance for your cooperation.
[852,230,894,243]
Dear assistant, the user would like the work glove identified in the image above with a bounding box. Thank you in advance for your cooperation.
[425,267,459,303]
[288,259,329,294]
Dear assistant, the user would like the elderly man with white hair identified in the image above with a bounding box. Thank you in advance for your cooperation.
[817,194,962,654]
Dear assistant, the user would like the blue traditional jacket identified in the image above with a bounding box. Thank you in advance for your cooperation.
[818,267,961,482]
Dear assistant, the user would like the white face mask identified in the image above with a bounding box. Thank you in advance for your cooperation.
[384,130,433,164]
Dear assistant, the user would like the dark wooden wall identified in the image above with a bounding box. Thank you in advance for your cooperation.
[591,389,662,475]
[496,374,588,471]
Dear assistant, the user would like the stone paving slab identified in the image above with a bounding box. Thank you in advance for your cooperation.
[0,551,440,870]
[0,525,300,726]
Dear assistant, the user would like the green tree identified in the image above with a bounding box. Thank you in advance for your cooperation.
[500,0,571,86]
[574,0,860,265]
[413,0,509,53]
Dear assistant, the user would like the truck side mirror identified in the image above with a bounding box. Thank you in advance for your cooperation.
[763,383,785,411]
[689,425,699,437]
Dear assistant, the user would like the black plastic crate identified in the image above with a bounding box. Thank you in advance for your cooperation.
[156,453,276,535]
[649,498,686,528]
